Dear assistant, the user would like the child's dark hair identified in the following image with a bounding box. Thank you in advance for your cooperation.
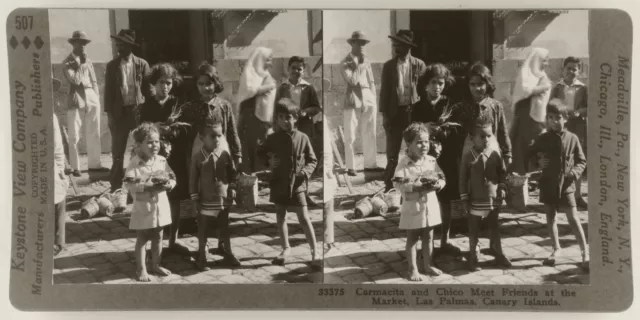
[470,112,494,136]
[132,123,160,144]
[403,122,430,145]
[275,98,300,119]
[148,63,182,86]
[198,118,223,135]
[418,63,455,94]
[563,56,581,67]
[195,62,224,94]
[467,62,495,95]
[288,56,306,67]
[547,99,571,119]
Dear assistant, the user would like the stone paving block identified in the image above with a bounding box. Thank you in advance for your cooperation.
[263,265,290,274]
[325,255,354,267]
[70,272,98,284]
[375,251,403,263]
[511,259,542,268]
[515,243,546,255]
[362,262,391,276]
[502,237,528,247]
[219,274,253,284]
[371,271,403,283]
[324,274,346,284]
[531,266,561,276]
[456,273,488,284]
[115,261,137,273]
[184,272,216,283]
[474,269,505,277]
[100,272,131,284]
[342,272,371,283]
[389,261,406,273]
[332,266,362,277]
[82,255,109,267]
[490,274,526,284]
[353,254,380,266]
[54,257,83,270]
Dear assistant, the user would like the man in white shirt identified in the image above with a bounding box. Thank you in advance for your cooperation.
[380,30,426,190]
[341,31,381,176]
[105,29,151,190]
[62,31,108,177]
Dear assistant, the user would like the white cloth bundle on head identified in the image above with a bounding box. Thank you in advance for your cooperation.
[236,47,276,122]
[512,47,551,123]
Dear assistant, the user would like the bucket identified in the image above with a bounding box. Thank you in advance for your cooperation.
[80,197,99,219]
[111,188,128,211]
[96,194,114,217]
[354,197,373,219]
[383,188,401,211]
[371,195,388,216]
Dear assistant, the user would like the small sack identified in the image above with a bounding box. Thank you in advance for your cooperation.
[506,174,530,211]
[237,174,259,212]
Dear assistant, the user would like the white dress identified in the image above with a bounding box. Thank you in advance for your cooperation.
[393,155,444,230]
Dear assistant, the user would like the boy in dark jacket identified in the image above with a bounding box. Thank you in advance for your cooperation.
[261,98,319,269]
[529,101,588,268]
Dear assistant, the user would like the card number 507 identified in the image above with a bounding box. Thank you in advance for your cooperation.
[15,16,34,30]
[318,288,345,296]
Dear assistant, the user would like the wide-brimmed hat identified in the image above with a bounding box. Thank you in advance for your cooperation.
[68,30,91,44]
[346,31,370,45]
[389,29,417,48]
[110,29,139,47]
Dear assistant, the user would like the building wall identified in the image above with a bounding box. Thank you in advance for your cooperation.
[50,9,320,154]
[324,9,589,154]
[493,10,589,124]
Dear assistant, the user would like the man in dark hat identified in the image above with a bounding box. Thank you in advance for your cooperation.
[62,30,108,177]
[104,29,151,191]
[380,29,427,191]
[340,31,381,176]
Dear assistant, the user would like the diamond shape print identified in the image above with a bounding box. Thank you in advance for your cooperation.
[34,36,44,50]
[21,36,30,50]
[9,36,18,49]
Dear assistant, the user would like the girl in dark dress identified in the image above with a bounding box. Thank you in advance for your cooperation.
[411,63,464,255]
[138,63,191,257]
[139,63,189,256]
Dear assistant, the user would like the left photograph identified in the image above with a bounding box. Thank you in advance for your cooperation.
[51,9,324,284]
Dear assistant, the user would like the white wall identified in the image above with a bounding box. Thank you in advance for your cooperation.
[323,10,392,64]
[48,9,113,63]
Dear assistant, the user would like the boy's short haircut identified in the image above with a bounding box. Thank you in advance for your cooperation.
[288,56,306,67]
[563,56,581,67]
[403,122,430,145]
[132,122,160,144]
[199,118,223,135]
[547,99,571,119]
[471,112,494,136]
[275,98,300,119]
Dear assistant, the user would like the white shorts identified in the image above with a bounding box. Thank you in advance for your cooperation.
[200,209,221,217]
[469,209,491,218]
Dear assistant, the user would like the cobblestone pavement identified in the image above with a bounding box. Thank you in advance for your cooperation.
[54,154,323,284]
[324,154,590,285]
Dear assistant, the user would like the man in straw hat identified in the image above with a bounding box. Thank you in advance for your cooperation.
[380,29,426,191]
[340,31,382,176]
[104,29,151,191]
[62,30,108,177]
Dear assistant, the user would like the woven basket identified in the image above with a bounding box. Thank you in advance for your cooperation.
[506,174,530,211]
[111,188,128,211]
[180,199,195,219]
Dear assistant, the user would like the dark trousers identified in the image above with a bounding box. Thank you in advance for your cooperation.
[55,199,66,246]
[383,106,411,188]
[109,106,138,190]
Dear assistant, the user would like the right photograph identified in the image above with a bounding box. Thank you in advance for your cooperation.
[322,10,591,285]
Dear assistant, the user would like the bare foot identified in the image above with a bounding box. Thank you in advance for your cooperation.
[408,270,426,282]
[151,265,172,276]
[543,249,563,266]
[425,266,443,276]
[136,269,152,282]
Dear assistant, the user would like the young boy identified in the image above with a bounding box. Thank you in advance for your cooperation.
[261,98,320,269]
[529,101,588,268]
[275,56,322,149]
[550,57,588,209]
[190,120,240,270]
[459,113,511,271]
